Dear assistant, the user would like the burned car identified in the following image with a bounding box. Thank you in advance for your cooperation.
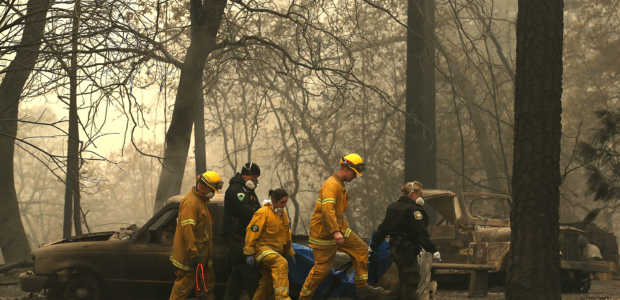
[422,190,613,292]
[19,194,230,300]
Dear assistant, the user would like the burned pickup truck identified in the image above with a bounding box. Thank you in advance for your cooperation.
[422,190,615,293]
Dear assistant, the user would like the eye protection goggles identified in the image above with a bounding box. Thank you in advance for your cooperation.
[200,177,223,192]
[341,158,364,175]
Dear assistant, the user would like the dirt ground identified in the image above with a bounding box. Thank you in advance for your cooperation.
[434,280,620,300]
[2,282,620,300]
[2,267,620,300]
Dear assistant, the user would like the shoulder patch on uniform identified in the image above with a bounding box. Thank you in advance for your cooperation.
[250,225,259,232]
[237,193,245,201]
[414,210,423,220]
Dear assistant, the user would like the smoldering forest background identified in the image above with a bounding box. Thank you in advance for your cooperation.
[0,0,618,264]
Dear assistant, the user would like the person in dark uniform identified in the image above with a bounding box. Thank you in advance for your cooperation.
[224,162,262,300]
[370,181,441,300]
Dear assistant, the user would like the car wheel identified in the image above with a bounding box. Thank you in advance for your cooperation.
[46,285,64,300]
[62,272,103,300]
[575,271,591,293]
[560,270,591,293]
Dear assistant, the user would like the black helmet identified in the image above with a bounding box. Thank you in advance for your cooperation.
[241,162,261,176]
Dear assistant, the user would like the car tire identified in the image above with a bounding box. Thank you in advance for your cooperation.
[46,285,63,300]
[61,271,103,300]
[575,271,591,293]
[560,270,591,293]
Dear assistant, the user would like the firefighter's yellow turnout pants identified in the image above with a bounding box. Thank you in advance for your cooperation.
[299,231,369,300]
[169,266,215,300]
[253,252,291,300]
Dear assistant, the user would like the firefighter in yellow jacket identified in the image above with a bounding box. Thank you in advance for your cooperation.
[168,170,224,300]
[299,153,387,300]
[244,188,296,300]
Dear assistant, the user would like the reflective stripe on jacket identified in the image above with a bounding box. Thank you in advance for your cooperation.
[243,204,295,261]
[170,188,213,271]
[308,175,351,248]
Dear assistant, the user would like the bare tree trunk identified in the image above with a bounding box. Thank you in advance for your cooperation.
[72,0,82,236]
[194,90,206,175]
[506,1,564,299]
[154,0,228,211]
[64,0,82,238]
[466,103,505,193]
[405,0,436,186]
[0,0,51,262]
[436,43,504,193]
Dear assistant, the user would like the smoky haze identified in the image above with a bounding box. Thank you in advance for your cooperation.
[1,0,618,269]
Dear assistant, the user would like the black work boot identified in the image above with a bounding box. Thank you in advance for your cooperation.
[357,284,391,299]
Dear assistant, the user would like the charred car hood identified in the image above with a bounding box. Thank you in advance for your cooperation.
[46,231,116,246]
[32,232,129,274]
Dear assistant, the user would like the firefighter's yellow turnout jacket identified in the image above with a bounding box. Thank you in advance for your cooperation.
[244,203,295,300]
[243,203,295,260]
[169,188,214,271]
[169,188,215,300]
[309,174,352,247]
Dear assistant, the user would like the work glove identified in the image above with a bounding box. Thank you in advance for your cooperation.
[432,251,441,262]
[245,255,255,266]
[368,246,376,259]
[369,253,377,264]
[191,255,206,267]
[288,255,297,265]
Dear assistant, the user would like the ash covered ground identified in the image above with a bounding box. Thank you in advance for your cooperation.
[2,267,619,300]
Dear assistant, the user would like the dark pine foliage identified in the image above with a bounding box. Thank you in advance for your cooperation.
[578,109,620,202]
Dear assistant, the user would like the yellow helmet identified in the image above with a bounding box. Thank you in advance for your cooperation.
[340,153,365,176]
[198,170,224,192]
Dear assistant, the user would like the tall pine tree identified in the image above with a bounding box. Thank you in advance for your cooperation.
[405,0,436,186]
[507,1,564,299]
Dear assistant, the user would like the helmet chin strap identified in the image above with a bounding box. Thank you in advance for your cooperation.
[195,182,215,199]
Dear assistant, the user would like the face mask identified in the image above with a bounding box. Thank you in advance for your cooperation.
[416,197,425,206]
[245,179,257,190]
[205,191,215,199]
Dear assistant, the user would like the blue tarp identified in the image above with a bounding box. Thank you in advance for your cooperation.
[288,234,392,299]
[368,234,392,286]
